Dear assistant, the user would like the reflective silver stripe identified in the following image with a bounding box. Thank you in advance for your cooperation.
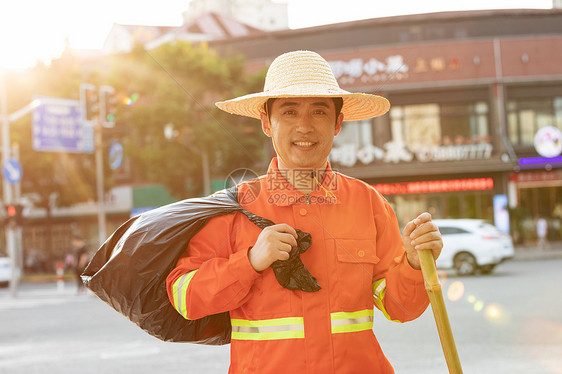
[331,310,374,333]
[231,317,305,340]
[374,279,386,299]
[232,324,304,334]
[331,315,373,326]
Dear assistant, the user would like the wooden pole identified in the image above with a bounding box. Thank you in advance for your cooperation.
[418,249,463,374]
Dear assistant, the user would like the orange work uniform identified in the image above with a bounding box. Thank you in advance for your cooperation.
[167,158,429,373]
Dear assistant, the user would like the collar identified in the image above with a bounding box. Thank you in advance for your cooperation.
[264,158,339,207]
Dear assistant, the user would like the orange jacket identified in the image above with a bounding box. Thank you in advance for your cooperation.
[167,158,429,374]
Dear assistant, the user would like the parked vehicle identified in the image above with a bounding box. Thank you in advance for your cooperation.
[0,250,11,287]
[432,219,515,275]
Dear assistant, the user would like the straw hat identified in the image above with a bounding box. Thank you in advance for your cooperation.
[215,50,390,121]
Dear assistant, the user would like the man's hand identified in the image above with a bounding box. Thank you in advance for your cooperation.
[402,213,443,270]
[249,224,298,272]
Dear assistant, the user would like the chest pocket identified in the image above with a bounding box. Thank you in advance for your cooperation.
[334,239,379,310]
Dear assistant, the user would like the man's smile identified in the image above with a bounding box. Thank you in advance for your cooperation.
[292,141,317,149]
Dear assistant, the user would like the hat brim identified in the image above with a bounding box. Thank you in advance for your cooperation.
[215,90,390,122]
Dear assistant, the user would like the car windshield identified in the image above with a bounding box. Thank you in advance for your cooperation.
[479,223,502,234]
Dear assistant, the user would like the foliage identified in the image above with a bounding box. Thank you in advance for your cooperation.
[3,41,268,210]
[105,42,267,198]
[5,51,98,210]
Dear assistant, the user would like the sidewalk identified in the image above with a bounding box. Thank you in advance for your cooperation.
[513,241,562,261]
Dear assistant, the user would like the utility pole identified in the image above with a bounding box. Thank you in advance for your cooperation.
[80,83,109,246]
[95,90,107,246]
[1,71,17,297]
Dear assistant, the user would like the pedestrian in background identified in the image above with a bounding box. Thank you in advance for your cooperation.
[536,216,549,251]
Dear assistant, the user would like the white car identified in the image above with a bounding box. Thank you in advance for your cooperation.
[0,252,10,287]
[432,219,515,275]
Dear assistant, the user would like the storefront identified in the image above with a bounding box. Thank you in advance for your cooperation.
[508,170,562,242]
[213,8,562,239]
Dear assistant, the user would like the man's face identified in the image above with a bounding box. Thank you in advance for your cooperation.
[260,97,343,170]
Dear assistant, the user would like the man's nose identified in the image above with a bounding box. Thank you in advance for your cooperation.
[296,113,314,132]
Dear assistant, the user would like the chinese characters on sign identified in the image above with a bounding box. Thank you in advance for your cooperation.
[330,142,493,167]
[327,54,461,86]
[413,57,460,73]
[32,97,94,153]
[329,56,409,86]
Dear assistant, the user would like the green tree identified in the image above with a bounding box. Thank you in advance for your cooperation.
[3,41,267,261]
[105,42,267,198]
[4,51,101,258]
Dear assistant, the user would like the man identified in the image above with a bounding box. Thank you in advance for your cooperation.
[167,50,443,373]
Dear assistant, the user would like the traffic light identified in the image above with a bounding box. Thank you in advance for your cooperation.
[80,83,98,121]
[100,85,116,128]
[4,204,24,226]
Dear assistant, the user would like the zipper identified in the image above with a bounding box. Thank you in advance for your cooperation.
[305,194,311,204]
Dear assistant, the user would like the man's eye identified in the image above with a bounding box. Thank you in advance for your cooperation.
[313,110,327,115]
[283,110,296,115]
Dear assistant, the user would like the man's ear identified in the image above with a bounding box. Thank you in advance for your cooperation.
[334,112,344,136]
[260,111,272,137]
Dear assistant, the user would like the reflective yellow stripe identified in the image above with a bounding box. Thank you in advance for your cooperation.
[330,309,374,334]
[172,270,198,319]
[231,317,305,340]
[373,278,402,323]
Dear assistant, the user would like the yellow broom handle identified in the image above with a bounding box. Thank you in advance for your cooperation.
[418,249,464,374]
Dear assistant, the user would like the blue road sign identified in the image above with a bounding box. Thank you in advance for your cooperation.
[130,206,157,217]
[109,142,124,170]
[2,159,22,184]
[32,96,94,153]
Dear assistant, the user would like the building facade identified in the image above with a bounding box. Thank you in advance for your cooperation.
[210,9,562,241]
[182,0,288,31]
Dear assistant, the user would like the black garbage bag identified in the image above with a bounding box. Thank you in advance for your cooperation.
[81,187,320,344]
[272,231,318,292]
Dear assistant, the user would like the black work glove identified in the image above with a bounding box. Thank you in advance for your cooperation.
[271,229,321,292]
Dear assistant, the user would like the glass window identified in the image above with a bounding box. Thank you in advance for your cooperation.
[508,112,519,144]
[390,101,489,149]
[442,102,490,145]
[404,104,440,151]
[520,109,536,145]
[334,119,373,148]
[439,227,454,235]
[506,97,562,146]
[439,227,469,235]
[554,97,562,128]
